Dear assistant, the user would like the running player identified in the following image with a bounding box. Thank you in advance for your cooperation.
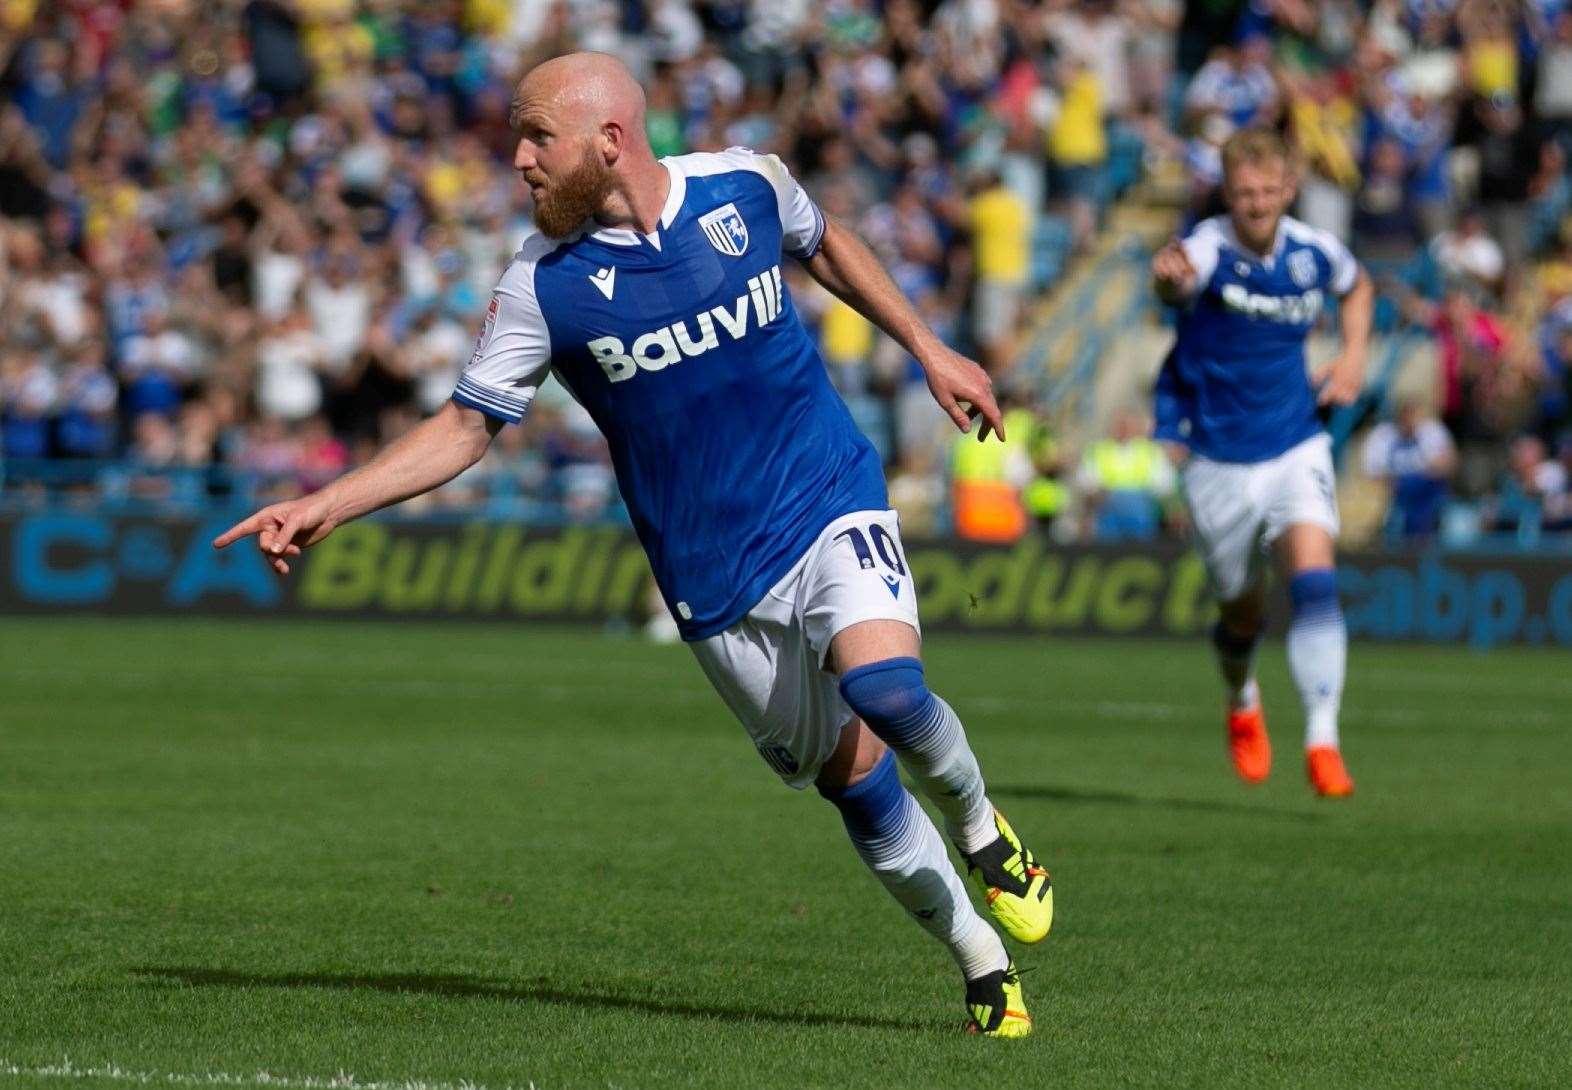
[215,52,1050,1036]
[1151,128,1373,798]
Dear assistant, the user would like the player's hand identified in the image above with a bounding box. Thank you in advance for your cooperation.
[212,495,338,576]
[1151,238,1197,297]
[1159,440,1191,470]
[1312,351,1365,408]
[922,346,1005,442]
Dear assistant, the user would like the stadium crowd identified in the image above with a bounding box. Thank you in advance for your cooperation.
[0,0,1569,545]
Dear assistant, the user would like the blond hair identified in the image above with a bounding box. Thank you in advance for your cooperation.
[1221,128,1293,178]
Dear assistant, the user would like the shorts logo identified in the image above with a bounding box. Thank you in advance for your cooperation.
[757,743,799,777]
[1288,249,1318,288]
[699,203,749,256]
[1310,466,1334,505]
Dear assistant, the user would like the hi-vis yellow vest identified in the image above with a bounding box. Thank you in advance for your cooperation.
[950,410,1033,542]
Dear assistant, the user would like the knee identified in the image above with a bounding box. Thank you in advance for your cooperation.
[814,720,888,794]
[1211,618,1260,654]
[838,656,931,731]
[1217,591,1266,638]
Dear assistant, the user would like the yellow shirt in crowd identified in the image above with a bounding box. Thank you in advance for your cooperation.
[968,186,1030,286]
[821,298,876,365]
[1049,69,1106,167]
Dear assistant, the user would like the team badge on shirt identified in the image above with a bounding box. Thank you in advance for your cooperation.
[1288,249,1318,288]
[699,202,749,256]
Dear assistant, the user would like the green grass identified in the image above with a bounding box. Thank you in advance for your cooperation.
[2,619,1569,1089]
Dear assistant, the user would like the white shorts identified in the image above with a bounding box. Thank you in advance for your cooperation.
[1180,433,1340,603]
[690,509,921,790]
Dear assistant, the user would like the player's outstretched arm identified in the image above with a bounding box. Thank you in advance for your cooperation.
[802,216,1004,441]
[212,401,502,575]
[1314,269,1374,407]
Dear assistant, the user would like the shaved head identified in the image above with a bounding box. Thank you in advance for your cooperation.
[508,52,660,237]
[510,52,647,140]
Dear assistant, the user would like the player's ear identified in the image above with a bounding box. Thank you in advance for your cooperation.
[600,120,624,165]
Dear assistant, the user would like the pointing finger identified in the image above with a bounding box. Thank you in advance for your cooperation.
[213,512,264,549]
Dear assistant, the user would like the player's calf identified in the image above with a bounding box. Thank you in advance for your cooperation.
[818,750,1009,982]
[839,658,1052,944]
[837,656,993,850]
[1286,568,1354,796]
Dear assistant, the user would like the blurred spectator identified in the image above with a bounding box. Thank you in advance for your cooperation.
[1469,94,1542,272]
[1020,413,1069,536]
[1537,14,1572,154]
[1074,408,1175,541]
[1352,137,1421,265]
[1482,434,1570,536]
[1363,399,1458,541]
[1430,209,1505,295]
[55,339,119,460]
[949,396,1033,544]
[1184,36,1278,133]
[1046,56,1109,254]
[966,170,1030,372]
[1,348,58,465]
[1287,69,1361,240]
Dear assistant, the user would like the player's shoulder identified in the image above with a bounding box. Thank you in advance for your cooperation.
[499,230,589,287]
[1180,215,1230,264]
[1279,216,1350,262]
[669,146,785,182]
[1184,215,1230,247]
[490,231,585,313]
[505,230,575,274]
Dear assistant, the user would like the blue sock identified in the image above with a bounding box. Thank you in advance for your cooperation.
[820,751,1006,980]
[1287,569,1346,749]
[839,658,995,854]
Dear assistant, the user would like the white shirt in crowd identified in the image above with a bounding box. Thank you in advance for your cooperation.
[1362,419,1456,480]
[305,276,371,374]
[257,323,327,421]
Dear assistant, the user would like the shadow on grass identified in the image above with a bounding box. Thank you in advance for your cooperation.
[134,966,930,1032]
[989,783,1326,821]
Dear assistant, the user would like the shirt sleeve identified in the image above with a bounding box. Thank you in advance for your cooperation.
[747,149,827,260]
[1177,220,1223,299]
[1320,232,1358,294]
[1320,231,1360,295]
[451,246,552,424]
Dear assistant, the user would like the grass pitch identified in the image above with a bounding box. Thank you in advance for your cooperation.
[2,618,1569,1089]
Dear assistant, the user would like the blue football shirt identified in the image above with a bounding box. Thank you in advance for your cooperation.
[1154,214,1361,464]
[452,148,888,640]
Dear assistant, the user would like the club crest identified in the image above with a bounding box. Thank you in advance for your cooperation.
[699,203,749,257]
[1287,249,1318,289]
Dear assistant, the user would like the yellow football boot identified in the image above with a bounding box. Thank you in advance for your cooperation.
[964,961,1032,1038]
[964,810,1053,944]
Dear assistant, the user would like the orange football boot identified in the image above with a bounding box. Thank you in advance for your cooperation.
[1227,703,1271,784]
[1306,746,1355,797]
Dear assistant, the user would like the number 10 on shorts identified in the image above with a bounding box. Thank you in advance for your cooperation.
[835,523,908,599]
